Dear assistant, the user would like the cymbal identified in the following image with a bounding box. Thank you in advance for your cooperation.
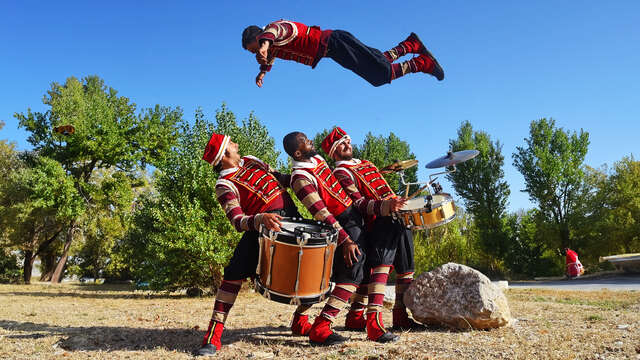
[425,150,480,169]
[380,159,418,173]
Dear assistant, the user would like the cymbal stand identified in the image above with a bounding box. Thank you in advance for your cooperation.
[398,164,458,200]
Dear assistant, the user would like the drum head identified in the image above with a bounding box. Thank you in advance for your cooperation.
[402,196,429,211]
[400,193,453,211]
[431,193,453,207]
[262,217,337,245]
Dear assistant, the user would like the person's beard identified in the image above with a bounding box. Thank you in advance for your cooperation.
[301,149,317,159]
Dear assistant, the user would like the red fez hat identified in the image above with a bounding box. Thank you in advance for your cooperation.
[202,132,231,166]
[321,127,350,158]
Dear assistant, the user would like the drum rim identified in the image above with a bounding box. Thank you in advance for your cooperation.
[259,238,337,248]
[254,278,331,304]
[404,212,457,230]
[399,194,454,211]
[260,217,338,245]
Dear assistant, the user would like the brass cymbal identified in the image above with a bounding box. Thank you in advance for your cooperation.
[425,150,479,169]
[380,159,418,173]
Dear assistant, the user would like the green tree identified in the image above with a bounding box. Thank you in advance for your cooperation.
[604,156,640,253]
[447,121,511,261]
[513,118,590,250]
[14,75,181,282]
[66,169,138,280]
[503,209,560,278]
[121,105,282,291]
[0,155,83,283]
[0,121,19,179]
[413,209,480,274]
[575,157,640,261]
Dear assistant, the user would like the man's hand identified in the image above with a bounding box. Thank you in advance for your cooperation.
[262,213,283,232]
[341,239,361,268]
[256,41,270,65]
[388,197,408,212]
[255,71,266,87]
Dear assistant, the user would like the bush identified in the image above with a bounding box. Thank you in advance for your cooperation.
[413,211,481,275]
[0,249,22,284]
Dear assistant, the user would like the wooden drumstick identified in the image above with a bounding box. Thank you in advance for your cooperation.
[407,184,430,200]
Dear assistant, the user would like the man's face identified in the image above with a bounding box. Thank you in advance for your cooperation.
[333,138,353,161]
[224,140,241,164]
[245,39,259,54]
[295,133,316,160]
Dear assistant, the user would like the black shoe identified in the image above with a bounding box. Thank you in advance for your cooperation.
[392,319,427,332]
[310,332,349,346]
[410,32,444,81]
[195,344,217,356]
[374,331,400,343]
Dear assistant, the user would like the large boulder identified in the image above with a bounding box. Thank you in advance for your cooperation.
[404,263,512,329]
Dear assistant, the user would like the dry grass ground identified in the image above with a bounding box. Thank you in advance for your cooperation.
[1,283,639,360]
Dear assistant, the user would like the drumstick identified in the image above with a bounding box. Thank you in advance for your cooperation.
[407,184,430,200]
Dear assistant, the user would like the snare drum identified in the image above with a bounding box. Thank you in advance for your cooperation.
[255,218,337,305]
[395,193,456,230]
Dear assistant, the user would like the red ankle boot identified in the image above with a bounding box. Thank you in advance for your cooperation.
[309,316,348,346]
[392,308,426,331]
[197,320,224,355]
[366,312,399,343]
[401,32,427,54]
[344,309,366,331]
[412,54,444,81]
[291,312,312,336]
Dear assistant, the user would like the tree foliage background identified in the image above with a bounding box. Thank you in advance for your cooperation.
[2,76,639,288]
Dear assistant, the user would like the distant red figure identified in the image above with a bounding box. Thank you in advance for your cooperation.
[563,248,585,278]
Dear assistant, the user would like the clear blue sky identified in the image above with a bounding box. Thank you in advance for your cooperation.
[2,1,639,212]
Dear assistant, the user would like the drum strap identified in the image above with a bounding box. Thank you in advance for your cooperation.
[293,246,304,305]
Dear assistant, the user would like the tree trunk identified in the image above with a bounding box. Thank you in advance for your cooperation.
[23,250,35,284]
[559,222,571,249]
[50,223,74,283]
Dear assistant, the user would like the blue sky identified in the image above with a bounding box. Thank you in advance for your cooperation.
[2,1,639,212]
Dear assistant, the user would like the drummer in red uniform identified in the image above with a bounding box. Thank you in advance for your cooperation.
[322,127,424,332]
[242,19,444,88]
[197,132,312,357]
[283,131,401,345]
[563,248,585,278]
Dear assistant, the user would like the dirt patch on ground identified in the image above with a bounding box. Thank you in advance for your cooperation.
[1,283,639,359]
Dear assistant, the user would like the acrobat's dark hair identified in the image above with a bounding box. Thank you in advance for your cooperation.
[283,132,302,157]
[242,25,262,49]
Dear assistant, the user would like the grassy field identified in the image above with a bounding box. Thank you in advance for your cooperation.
[1,283,639,360]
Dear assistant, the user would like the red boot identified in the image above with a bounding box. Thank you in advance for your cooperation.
[392,308,426,331]
[401,32,427,54]
[197,320,224,355]
[344,309,366,331]
[309,316,349,346]
[366,312,399,343]
[291,312,312,336]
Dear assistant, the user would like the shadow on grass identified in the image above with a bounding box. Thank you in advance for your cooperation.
[0,320,310,354]
[4,291,193,300]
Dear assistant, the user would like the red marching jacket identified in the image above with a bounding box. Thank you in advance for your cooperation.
[336,159,395,225]
[257,20,332,70]
[217,156,286,216]
[293,155,353,217]
[337,159,395,201]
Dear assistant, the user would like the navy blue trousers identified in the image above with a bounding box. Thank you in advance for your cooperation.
[326,30,392,87]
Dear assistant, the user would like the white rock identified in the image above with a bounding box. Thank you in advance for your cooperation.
[404,263,513,329]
